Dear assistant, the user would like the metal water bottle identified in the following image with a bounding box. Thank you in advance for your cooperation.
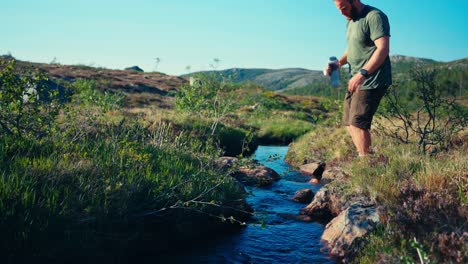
[324,56,340,87]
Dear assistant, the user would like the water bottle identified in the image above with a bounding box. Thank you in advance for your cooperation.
[323,56,340,87]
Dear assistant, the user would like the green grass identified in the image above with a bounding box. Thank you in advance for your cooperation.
[285,126,354,166]
[246,115,314,143]
[0,119,247,253]
[287,124,467,263]
[0,78,250,257]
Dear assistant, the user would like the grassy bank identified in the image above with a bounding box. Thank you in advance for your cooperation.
[287,125,467,263]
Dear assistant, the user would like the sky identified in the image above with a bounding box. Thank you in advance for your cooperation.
[2,0,467,76]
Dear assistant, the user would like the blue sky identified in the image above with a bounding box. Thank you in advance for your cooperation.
[2,0,467,75]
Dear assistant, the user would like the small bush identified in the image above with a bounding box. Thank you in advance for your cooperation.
[376,67,467,154]
[71,79,124,112]
[0,59,62,139]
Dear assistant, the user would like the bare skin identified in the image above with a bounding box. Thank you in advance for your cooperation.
[328,0,390,156]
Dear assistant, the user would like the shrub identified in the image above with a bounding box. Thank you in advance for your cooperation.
[376,67,467,154]
[176,73,238,135]
[71,79,124,112]
[0,59,62,139]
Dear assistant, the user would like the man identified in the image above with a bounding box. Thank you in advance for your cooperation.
[326,0,392,157]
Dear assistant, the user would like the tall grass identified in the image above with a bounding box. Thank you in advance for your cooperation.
[0,79,249,258]
[287,124,467,263]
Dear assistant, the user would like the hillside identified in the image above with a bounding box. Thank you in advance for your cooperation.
[185,55,467,93]
[0,55,188,108]
[184,67,325,91]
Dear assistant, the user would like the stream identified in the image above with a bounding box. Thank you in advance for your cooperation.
[159,146,333,263]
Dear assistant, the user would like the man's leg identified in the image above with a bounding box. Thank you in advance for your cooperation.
[349,125,372,156]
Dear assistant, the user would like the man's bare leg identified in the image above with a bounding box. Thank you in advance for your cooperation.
[348,125,372,156]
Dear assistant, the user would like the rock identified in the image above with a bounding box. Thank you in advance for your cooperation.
[277,213,313,222]
[320,167,347,184]
[299,162,326,181]
[321,203,381,262]
[299,186,341,223]
[214,156,239,171]
[292,189,314,203]
[125,66,144,72]
[234,166,280,187]
[300,181,375,223]
[214,157,279,187]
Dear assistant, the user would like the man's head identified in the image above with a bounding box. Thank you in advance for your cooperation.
[334,0,363,21]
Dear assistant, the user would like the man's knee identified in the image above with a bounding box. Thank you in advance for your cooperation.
[349,124,368,133]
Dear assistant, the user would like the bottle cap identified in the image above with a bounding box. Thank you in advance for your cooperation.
[329,56,338,61]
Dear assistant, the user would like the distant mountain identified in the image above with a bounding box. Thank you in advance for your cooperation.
[185,55,467,92]
[183,68,326,91]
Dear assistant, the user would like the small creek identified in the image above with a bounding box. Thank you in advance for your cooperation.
[159,146,333,263]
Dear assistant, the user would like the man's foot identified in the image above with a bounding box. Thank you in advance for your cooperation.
[358,146,377,157]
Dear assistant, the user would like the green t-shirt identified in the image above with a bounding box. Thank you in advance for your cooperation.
[346,5,392,90]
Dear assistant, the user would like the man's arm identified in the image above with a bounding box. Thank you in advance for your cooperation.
[362,36,390,74]
[339,49,348,68]
[348,36,390,92]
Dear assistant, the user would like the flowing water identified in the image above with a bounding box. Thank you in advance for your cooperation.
[159,146,333,263]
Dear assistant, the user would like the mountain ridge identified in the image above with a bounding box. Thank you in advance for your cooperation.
[185,55,467,91]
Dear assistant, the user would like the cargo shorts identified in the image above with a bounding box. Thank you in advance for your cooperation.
[343,86,388,130]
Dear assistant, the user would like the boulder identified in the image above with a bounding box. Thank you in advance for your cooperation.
[321,203,381,262]
[320,167,347,184]
[300,180,375,223]
[125,66,144,72]
[299,186,341,223]
[214,157,239,171]
[234,166,280,187]
[292,189,314,203]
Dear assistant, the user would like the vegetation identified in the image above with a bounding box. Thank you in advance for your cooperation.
[377,68,467,154]
[1,53,466,262]
[0,58,324,259]
[175,73,320,149]
[0,60,251,258]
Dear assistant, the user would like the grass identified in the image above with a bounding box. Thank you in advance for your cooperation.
[285,126,354,166]
[245,114,314,143]
[0,78,251,258]
[1,118,248,254]
[286,123,467,263]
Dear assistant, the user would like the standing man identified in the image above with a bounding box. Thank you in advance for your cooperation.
[327,0,392,157]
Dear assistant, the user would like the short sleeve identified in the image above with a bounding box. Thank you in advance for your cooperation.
[368,11,390,41]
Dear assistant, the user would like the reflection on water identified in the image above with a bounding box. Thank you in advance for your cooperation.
[158,146,333,264]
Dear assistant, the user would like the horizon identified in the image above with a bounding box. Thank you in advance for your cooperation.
[2,0,467,76]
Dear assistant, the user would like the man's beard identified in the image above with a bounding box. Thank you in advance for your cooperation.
[349,4,359,20]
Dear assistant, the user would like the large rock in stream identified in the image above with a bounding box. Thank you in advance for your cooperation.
[299,181,382,262]
[321,203,381,262]
[234,166,280,186]
[215,157,280,187]
[292,189,314,203]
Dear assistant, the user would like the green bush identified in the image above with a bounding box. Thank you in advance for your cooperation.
[0,59,62,139]
[71,79,124,111]
[176,73,238,135]
[376,67,467,154]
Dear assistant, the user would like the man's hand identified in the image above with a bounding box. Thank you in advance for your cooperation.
[323,64,332,76]
[348,72,366,93]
